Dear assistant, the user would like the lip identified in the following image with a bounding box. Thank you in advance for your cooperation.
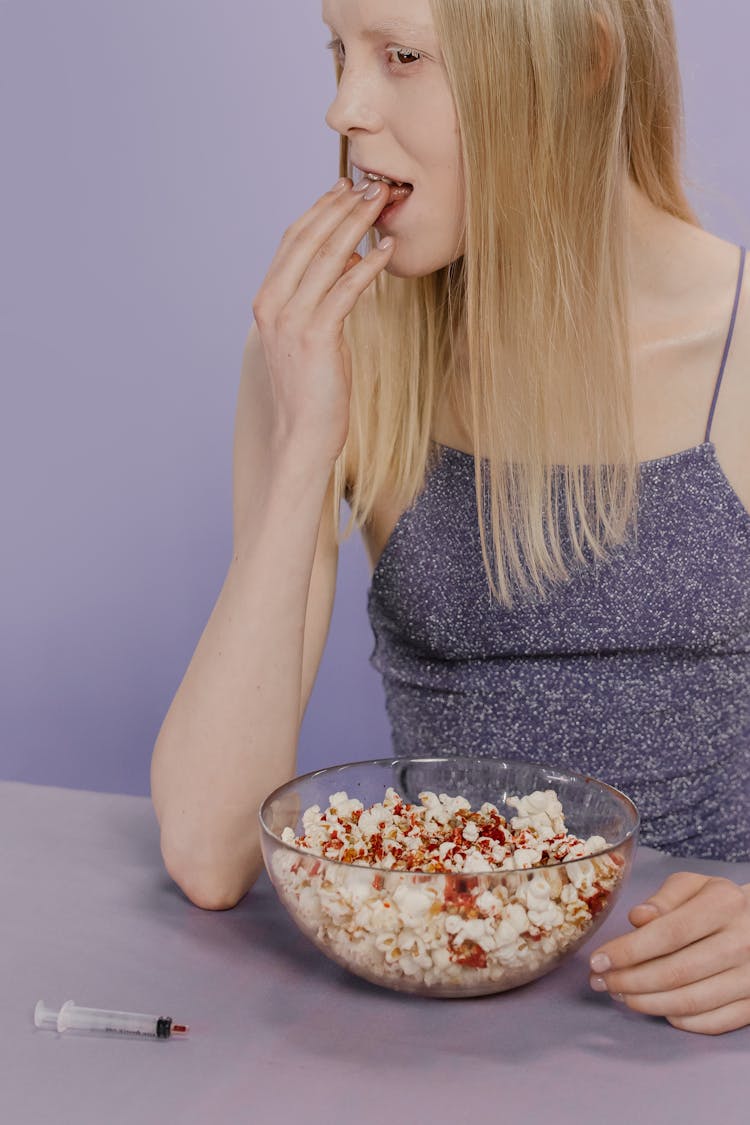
[374,191,412,230]
[352,162,413,188]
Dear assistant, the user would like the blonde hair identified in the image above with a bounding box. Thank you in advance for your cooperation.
[332,0,701,608]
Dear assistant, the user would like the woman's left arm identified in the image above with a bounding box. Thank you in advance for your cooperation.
[587,871,750,1035]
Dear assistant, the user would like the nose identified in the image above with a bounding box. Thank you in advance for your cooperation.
[324,67,384,137]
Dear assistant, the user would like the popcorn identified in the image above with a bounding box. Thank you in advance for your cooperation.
[462,821,480,843]
[272,787,626,990]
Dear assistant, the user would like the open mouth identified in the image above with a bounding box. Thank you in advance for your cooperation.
[354,167,414,204]
[353,169,414,231]
[377,182,414,228]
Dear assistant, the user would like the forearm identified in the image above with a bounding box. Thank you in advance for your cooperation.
[150,450,334,909]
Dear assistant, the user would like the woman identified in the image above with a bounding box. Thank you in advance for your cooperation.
[151,0,750,1034]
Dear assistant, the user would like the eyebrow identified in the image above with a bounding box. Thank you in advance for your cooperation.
[322,16,436,40]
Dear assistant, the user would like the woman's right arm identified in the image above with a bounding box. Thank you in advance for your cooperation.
[149,178,395,911]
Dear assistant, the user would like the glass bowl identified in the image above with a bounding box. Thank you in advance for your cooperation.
[259,757,639,998]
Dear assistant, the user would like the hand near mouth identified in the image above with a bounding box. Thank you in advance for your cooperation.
[250,177,396,467]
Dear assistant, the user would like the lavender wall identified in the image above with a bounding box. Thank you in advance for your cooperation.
[1,2,748,796]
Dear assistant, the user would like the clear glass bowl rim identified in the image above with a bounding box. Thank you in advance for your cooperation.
[258,755,640,875]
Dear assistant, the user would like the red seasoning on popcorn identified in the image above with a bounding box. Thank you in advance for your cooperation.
[275,788,624,988]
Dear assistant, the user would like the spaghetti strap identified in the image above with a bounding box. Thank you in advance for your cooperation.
[705,244,746,443]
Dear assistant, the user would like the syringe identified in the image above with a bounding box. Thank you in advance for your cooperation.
[35,1000,190,1039]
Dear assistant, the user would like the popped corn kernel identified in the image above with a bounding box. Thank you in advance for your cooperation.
[273,785,624,990]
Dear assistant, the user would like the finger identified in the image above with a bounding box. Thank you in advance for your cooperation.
[290,183,394,312]
[318,237,396,324]
[628,902,661,927]
[603,873,706,955]
[258,181,366,308]
[636,871,711,916]
[627,872,740,928]
[263,181,386,312]
[598,929,744,996]
[277,178,351,251]
[589,876,732,972]
[343,252,362,275]
[592,896,721,973]
[618,963,750,1019]
[667,998,750,1036]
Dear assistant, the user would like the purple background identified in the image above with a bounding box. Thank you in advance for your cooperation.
[1,2,748,796]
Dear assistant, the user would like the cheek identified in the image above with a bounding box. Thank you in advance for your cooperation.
[420,164,461,210]
[435,178,465,241]
[451,178,465,217]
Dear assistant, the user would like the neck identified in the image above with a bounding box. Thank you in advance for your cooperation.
[623,176,696,311]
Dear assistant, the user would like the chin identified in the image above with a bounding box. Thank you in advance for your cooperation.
[384,249,459,280]
[385,260,428,279]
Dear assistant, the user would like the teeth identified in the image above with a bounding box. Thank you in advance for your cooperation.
[365,172,401,187]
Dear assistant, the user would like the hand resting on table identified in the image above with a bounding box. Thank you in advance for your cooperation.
[588,871,750,1035]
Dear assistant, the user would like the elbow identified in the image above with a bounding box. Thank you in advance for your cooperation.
[159,834,261,912]
[191,890,248,912]
[177,875,247,912]
[163,854,247,911]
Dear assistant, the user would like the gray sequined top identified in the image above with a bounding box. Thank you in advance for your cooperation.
[367,244,749,861]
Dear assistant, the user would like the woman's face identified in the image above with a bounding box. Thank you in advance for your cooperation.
[323,0,465,278]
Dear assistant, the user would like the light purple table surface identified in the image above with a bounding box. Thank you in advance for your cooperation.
[2,779,749,1125]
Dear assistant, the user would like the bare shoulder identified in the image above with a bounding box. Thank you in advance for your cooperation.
[699,230,750,515]
[634,219,749,513]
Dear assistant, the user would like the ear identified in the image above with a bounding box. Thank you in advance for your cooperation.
[585,12,615,97]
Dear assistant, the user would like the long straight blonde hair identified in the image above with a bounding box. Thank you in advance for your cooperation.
[332,0,701,608]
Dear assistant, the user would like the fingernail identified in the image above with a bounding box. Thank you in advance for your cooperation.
[353,178,371,193]
[590,975,609,992]
[590,953,611,973]
[332,178,349,192]
[362,181,384,201]
[611,992,626,1003]
[636,902,659,915]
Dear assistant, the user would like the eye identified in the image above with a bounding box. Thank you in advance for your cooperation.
[386,46,422,69]
[325,37,423,72]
